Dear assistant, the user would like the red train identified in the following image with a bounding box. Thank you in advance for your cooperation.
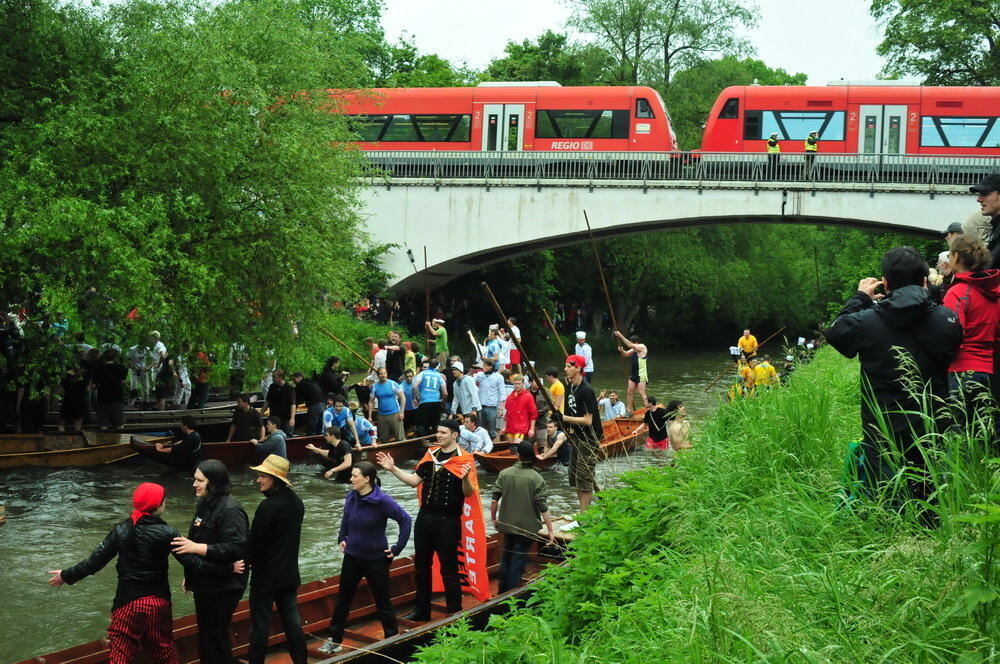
[702,83,1000,155]
[333,83,677,152]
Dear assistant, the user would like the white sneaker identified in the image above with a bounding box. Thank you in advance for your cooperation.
[317,639,343,654]
[560,520,580,532]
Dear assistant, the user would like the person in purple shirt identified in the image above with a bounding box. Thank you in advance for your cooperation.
[317,461,412,655]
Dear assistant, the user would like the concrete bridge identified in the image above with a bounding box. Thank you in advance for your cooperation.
[359,151,993,291]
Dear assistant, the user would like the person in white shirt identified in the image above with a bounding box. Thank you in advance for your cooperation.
[574,331,595,383]
[458,412,493,454]
[506,317,522,372]
[597,390,627,421]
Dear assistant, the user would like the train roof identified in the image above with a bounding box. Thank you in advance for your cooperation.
[329,86,666,111]
[718,84,1000,106]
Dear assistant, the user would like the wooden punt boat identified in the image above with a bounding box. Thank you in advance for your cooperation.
[0,432,155,469]
[129,433,435,470]
[474,411,648,474]
[18,532,566,664]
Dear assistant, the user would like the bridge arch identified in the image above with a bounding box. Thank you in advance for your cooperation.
[361,181,973,292]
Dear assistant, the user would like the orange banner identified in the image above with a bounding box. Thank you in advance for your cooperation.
[415,446,492,602]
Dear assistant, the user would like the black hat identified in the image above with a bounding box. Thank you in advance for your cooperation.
[969,173,1000,193]
[943,221,964,236]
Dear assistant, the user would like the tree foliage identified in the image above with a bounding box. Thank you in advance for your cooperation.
[481,30,615,85]
[372,35,478,87]
[567,0,757,86]
[669,56,807,149]
[871,0,1000,84]
[0,0,388,388]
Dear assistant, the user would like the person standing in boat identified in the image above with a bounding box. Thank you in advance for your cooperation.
[490,441,556,592]
[48,483,218,664]
[376,420,476,621]
[561,354,603,512]
[317,461,412,654]
[171,459,249,664]
[263,369,296,435]
[613,330,649,415]
[245,455,307,664]
[155,416,203,470]
[226,394,264,443]
[573,332,595,383]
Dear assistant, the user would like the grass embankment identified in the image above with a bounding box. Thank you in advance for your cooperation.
[415,349,1000,663]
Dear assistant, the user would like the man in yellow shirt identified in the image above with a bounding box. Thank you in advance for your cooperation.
[752,357,777,391]
[758,355,780,387]
[737,328,758,360]
[543,367,565,413]
[737,359,755,396]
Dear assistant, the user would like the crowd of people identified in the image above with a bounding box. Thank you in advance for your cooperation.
[824,174,1000,520]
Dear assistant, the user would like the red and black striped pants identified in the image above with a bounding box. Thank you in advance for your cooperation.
[108,595,178,664]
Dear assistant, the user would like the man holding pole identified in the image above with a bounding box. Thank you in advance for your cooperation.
[560,354,603,513]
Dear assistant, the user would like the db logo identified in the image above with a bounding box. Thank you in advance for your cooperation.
[551,141,595,150]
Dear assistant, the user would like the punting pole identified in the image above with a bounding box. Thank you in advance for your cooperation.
[542,307,569,357]
[318,326,377,375]
[583,210,629,378]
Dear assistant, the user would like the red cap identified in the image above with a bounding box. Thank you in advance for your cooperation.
[565,354,587,369]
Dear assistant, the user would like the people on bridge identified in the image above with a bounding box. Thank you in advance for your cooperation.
[804,131,818,177]
[767,132,780,176]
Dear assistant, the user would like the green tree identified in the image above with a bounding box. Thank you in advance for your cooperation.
[567,0,758,87]
[871,0,1000,84]
[372,36,477,87]
[482,30,614,85]
[0,0,387,391]
[669,56,807,149]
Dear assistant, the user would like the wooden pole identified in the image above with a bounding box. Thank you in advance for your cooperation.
[542,307,569,357]
[481,282,558,417]
[318,326,377,375]
[703,326,787,393]
[583,210,629,379]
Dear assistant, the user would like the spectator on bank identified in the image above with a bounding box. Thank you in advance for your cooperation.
[825,246,962,512]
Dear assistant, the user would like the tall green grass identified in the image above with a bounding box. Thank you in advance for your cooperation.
[413,349,1000,663]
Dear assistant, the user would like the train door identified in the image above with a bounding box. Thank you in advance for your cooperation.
[858,105,908,154]
[481,104,525,151]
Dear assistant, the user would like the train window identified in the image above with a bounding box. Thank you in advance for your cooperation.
[921,116,1000,148]
[412,115,472,142]
[744,110,845,141]
[350,114,391,141]
[636,99,655,119]
[719,98,739,119]
[536,110,630,139]
[347,114,472,142]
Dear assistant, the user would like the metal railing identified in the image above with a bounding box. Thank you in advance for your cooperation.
[363,150,1000,190]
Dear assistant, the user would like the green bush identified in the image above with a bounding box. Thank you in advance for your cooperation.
[414,349,1000,663]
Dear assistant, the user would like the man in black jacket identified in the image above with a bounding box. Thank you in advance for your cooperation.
[48,483,223,663]
[246,455,307,664]
[826,246,962,506]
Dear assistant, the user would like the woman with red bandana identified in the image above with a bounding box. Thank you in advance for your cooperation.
[47,483,220,664]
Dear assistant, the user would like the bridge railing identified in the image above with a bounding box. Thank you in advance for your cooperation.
[363,150,1000,189]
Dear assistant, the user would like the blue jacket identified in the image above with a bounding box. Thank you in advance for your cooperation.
[338,486,412,560]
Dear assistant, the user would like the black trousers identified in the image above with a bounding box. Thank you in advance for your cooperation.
[193,588,244,664]
[187,383,209,409]
[328,554,398,641]
[416,401,442,435]
[498,533,533,593]
[249,583,307,664]
[413,510,462,613]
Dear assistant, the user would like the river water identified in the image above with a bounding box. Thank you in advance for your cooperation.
[0,349,728,662]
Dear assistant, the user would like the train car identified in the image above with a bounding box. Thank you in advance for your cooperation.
[702,83,1000,155]
[332,83,677,152]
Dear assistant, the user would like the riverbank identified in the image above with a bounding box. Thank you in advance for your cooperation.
[414,348,1000,662]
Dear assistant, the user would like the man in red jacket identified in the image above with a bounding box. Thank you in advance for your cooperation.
[501,374,538,442]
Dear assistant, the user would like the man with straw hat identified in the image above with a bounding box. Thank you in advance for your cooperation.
[245,455,307,664]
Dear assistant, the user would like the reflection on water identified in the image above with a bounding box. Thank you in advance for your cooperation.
[0,349,727,662]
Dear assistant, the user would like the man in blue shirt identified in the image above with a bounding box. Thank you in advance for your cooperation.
[411,361,446,436]
[369,368,405,443]
[323,393,358,444]
[474,358,504,440]
[401,369,418,437]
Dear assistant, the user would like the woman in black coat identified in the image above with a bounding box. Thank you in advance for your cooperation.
[172,459,249,664]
